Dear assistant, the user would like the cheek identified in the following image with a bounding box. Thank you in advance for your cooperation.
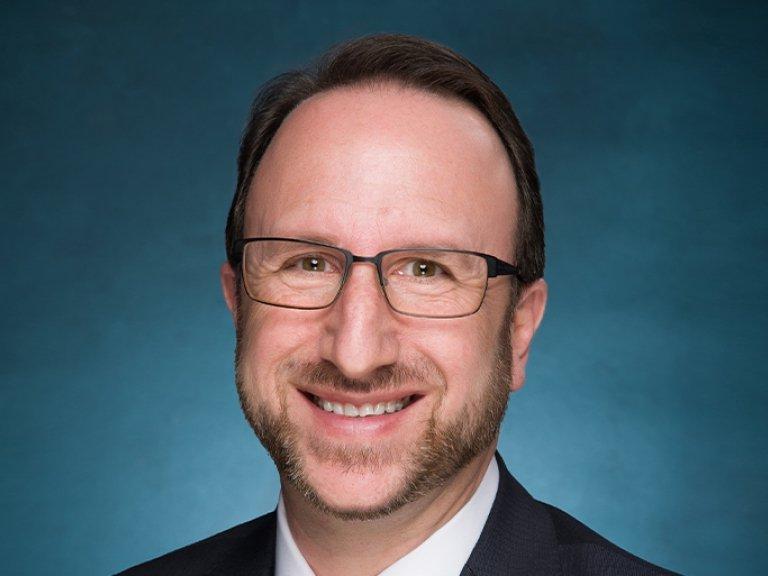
[239,305,323,385]
[412,314,500,413]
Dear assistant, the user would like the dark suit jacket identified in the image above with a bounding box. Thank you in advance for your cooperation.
[117,453,680,575]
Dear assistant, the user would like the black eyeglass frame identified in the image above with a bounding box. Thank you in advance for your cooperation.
[233,237,527,319]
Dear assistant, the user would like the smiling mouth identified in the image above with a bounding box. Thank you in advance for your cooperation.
[306,393,417,418]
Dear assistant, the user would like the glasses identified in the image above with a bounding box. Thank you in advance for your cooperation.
[234,237,525,319]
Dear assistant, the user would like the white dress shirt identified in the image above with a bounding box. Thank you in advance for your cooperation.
[275,457,499,576]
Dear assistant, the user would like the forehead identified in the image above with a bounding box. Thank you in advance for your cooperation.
[246,84,517,258]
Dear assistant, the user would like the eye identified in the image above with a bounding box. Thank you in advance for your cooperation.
[278,249,344,276]
[413,260,436,276]
[400,259,445,278]
[300,256,327,272]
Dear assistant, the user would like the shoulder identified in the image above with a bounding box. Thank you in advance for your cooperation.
[540,502,680,576]
[471,453,683,576]
[114,511,276,576]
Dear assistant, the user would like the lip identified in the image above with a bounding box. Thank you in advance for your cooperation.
[294,386,427,438]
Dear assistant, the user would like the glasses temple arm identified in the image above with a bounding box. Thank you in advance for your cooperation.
[487,257,529,282]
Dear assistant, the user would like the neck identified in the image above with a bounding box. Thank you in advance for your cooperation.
[281,446,496,576]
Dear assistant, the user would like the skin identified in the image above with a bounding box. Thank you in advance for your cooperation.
[221,84,547,576]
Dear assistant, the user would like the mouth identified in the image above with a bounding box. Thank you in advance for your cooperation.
[295,386,428,438]
[307,393,416,417]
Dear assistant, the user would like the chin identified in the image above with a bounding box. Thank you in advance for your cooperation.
[286,441,425,520]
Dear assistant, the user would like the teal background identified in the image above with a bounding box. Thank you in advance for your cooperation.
[2,2,766,575]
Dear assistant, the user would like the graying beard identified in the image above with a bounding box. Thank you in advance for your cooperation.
[234,298,514,521]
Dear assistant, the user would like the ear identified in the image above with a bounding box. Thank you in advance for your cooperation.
[220,262,239,324]
[509,278,548,392]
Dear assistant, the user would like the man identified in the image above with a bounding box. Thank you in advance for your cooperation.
[120,34,678,575]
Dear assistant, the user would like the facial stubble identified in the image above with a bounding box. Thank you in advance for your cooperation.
[234,301,514,521]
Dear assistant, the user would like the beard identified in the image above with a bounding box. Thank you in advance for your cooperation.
[234,301,514,521]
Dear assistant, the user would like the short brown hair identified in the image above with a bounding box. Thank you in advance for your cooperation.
[226,33,544,283]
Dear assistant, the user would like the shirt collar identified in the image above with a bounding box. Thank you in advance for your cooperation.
[275,493,314,576]
[275,457,499,576]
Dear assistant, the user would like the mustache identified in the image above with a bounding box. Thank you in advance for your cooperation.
[285,359,439,394]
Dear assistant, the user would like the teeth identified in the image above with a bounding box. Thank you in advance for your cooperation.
[343,404,358,417]
[358,404,373,417]
[313,395,412,417]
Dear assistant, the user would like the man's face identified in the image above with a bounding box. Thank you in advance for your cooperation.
[223,85,541,519]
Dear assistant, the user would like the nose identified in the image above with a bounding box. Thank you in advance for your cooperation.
[319,262,400,380]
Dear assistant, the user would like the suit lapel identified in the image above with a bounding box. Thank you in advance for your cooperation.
[214,511,277,576]
[460,453,562,576]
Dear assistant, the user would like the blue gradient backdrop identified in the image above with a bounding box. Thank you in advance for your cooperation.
[2,2,766,575]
